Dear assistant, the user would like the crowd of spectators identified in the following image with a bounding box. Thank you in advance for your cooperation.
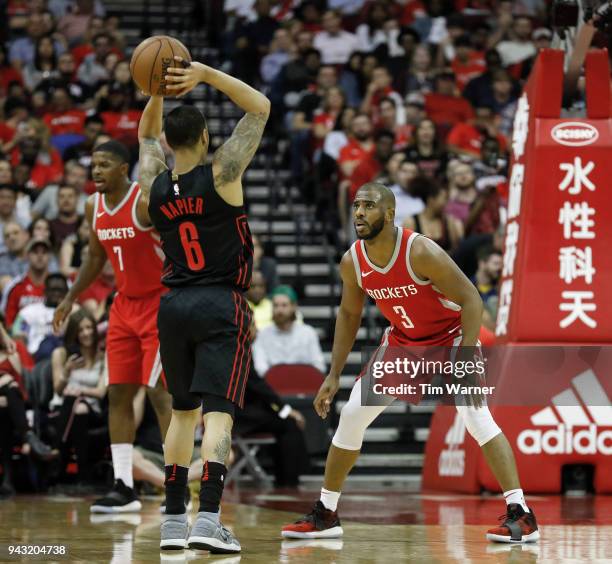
[222,0,554,335]
[0,0,141,495]
[0,0,559,494]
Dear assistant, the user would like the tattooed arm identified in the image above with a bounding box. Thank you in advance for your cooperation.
[164,59,270,206]
[211,111,268,205]
[137,96,168,200]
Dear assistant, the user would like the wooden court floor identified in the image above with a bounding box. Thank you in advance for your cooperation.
[1,488,611,563]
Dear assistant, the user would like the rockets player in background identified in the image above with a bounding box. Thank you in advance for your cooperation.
[282,182,540,544]
[53,138,172,513]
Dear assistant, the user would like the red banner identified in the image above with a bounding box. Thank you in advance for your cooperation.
[495,49,612,343]
[422,50,612,494]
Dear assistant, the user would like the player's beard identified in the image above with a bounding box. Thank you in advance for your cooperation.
[355,216,385,240]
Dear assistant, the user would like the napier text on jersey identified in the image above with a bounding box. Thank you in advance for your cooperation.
[148,164,253,290]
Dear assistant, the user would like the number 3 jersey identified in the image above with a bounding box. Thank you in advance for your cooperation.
[148,164,253,290]
[350,227,462,346]
[92,181,165,298]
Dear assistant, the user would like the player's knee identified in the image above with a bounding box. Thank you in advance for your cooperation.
[456,405,501,447]
[201,394,235,419]
[108,384,139,408]
[147,384,172,409]
[171,394,201,412]
[339,398,363,423]
[331,404,369,451]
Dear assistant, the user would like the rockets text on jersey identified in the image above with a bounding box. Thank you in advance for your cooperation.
[92,182,165,298]
[350,228,462,345]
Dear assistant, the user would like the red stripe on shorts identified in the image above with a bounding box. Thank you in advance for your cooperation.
[227,296,245,399]
[231,296,250,402]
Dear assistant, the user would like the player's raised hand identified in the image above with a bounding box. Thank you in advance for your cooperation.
[314,375,340,419]
[53,297,74,334]
[164,57,207,97]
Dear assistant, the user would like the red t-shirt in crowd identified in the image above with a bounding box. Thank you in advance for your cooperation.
[10,147,64,189]
[447,122,507,157]
[0,122,15,144]
[349,155,382,201]
[71,44,93,68]
[72,44,124,68]
[312,111,337,151]
[0,66,23,97]
[43,109,87,136]
[451,52,486,91]
[101,110,142,147]
[424,93,475,130]
[375,123,413,151]
[338,140,373,181]
[399,0,426,24]
[3,273,45,328]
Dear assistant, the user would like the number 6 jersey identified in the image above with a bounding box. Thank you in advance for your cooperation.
[350,228,462,346]
[92,181,165,298]
[148,165,253,291]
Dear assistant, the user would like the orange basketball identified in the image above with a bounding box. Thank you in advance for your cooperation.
[130,35,191,97]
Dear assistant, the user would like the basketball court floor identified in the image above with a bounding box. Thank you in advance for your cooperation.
[2,486,611,563]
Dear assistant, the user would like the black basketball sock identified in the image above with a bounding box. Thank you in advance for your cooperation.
[164,464,189,514]
[199,461,226,513]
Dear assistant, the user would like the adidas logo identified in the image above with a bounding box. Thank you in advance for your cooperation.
[438,412,466,476]
[517,370,612,455]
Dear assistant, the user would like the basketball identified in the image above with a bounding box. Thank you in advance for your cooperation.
[130,35,191,96]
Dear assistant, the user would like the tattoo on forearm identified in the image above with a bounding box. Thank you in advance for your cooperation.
[138,138,167,195]
[213,111,268,186]
[213,430,232,463]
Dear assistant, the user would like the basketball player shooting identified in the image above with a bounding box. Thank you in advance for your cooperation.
[134,57,269,553]
[282,183,540,544]
[52,139,172,513]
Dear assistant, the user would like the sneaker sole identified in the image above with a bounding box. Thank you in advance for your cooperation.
[281,526,344,539]
[486,530,540,543]
[187,536,241,554]
[90,500,142,514]
[160,539,187,550]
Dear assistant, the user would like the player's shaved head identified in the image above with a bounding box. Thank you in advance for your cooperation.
[356,182,396,210]
[353,182,396,240]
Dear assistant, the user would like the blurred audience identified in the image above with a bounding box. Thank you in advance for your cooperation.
[12,272,68,360]
[50,308,107,485]
[0,0,548,492]
[403,177,463,252]
[247,270,274,330]
[253,286,325,376]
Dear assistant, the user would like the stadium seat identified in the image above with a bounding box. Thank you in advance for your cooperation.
[226,433,276,485]
[265,365,330,455]
[264,364,325,397]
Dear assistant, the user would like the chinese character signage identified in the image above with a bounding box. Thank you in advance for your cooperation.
[495,49,612,342]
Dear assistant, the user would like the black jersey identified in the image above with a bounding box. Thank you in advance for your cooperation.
[148,164,253,290]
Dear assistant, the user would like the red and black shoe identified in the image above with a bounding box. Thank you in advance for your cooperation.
[486,504,540,543]
[281,501,343,539]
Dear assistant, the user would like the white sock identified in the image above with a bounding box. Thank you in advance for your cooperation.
[504,488,529,512]
[320,488,340,512]
[111,443,134,488]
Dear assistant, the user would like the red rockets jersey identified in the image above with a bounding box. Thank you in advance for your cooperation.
[350,228,462,345]
[92,182,164,298]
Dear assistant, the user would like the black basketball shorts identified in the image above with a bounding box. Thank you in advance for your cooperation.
[157,285,253,411]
